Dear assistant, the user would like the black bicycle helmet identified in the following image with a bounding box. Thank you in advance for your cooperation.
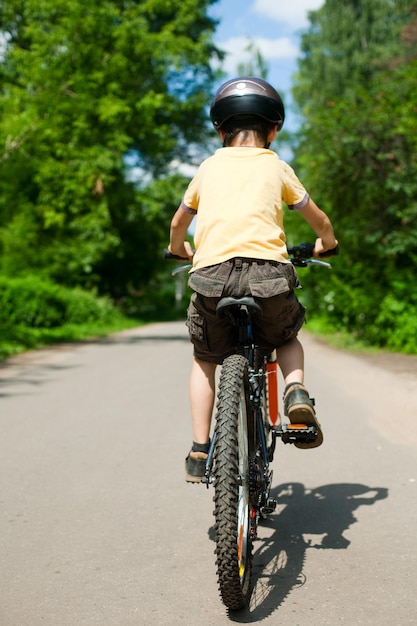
[210,77,285,131]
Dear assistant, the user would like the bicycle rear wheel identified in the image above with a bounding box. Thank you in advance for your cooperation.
[213,354,253,610]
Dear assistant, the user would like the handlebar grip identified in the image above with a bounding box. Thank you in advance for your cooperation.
[319,244,339,258]
[287,242,339,259]
[163,248,190,261]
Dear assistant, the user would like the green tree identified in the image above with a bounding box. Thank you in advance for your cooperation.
[291,0,417,351]
[0,0,220,295]
[294,0,411,112]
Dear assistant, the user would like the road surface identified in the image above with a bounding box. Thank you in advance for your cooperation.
[1,321,416,625]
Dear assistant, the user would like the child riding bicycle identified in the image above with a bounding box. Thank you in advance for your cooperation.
[168,77,338,482]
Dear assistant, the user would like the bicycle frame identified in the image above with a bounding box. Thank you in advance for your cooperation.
[202,298,275,509]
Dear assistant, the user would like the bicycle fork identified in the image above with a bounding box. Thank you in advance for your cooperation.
[202,432,217,487]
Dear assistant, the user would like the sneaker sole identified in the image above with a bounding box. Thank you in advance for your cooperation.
[287,404,323,449]
[185,474,203,483]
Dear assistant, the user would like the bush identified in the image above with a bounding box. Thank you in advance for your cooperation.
[372,288,417,353]
[298,266,417,354]
[0,275,130,359]
[0,275,118,328]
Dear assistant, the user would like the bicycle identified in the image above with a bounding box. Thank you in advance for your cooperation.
[165,242,336,610]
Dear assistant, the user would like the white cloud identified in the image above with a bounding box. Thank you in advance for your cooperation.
[252,0,324,28]
[218,36,299,74]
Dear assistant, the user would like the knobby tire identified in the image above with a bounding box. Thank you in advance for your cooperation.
[213,354,253,610]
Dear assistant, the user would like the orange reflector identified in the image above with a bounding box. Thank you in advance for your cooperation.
[238,526,244,558]
[288,424,308,429]
[266,361,279,425]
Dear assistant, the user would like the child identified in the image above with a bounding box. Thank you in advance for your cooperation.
[168,77,338,482]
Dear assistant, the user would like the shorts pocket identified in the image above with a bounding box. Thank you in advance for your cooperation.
[188,265,228,297]
[249,263,290,298]
[249,262,300,297]
[249,276,289,298]
[186,311,207,345]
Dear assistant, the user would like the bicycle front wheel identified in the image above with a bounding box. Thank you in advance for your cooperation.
[213,354,253,610]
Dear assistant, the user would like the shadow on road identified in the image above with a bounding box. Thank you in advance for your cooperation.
[209,481,388,623]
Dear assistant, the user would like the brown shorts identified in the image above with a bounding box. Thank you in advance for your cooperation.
[186,259,306,364]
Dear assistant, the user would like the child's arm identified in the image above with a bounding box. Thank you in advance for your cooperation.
[298,198,338,256]
[169,206,195,260]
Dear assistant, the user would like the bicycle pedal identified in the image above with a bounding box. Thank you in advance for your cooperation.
[273,423,317,445]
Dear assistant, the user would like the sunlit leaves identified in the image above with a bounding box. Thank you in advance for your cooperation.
[292,0,417,351]
[0,0,219,293]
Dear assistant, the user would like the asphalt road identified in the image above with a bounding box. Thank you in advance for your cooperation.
[1,321,416,626]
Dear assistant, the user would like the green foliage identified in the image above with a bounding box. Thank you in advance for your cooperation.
[294,0,411,110]
[0,274,138,359]
[374,295,417,353]
[292,0,417,353]
[0,275,118,327]
[0,0,219,293]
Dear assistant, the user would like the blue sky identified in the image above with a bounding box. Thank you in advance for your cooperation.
[208,0,325,131]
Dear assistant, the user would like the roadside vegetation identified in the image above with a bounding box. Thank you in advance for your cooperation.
[0,275,135,359]
[289,0,417,353]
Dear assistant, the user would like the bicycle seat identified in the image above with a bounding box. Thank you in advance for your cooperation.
[216,296,262,319]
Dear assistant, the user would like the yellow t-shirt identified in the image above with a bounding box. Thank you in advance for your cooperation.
[182,147,308,271]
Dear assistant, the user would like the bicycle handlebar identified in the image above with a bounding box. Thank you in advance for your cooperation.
[287,242,338,268]
[287,242,339,259]
[164,243,338,272]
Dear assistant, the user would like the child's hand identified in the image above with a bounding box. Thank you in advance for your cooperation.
[183,241,195,260]
[168,241,194,261]
[313,238,339,258]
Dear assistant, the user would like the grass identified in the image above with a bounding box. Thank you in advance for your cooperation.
[0,317,142,361]
[305,318,388,356]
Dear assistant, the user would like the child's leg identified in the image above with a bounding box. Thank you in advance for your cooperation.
[189,357,217,444]
[185,357,217,482]
[276,337,304,384]
[277,337,323,448]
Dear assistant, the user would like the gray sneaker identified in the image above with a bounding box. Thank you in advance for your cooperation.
[185,451,208,483]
